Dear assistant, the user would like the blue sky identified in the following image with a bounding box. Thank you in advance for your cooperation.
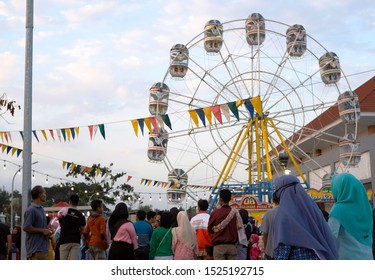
[0,0,374,209]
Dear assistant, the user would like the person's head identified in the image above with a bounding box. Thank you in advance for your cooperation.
[136,210,146,221]
[170,207,179,227]
[219,189,232,205]
[239,209,249,225]
[153,212,162,228]
[111,202,129,220]
[147,210,156,223]
[160,211,172,228]
[272,174,300,204]
[90,199,103,214]
[197,199,209,212]
[69,194,79,206]
[31,185,46,204]
[331,172,366,203]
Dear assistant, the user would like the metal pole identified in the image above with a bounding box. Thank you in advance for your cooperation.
[10,168,21,230]
[21,0,34,260]
[11,161,38,230]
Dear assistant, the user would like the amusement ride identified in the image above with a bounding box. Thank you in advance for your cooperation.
[145,13,360,211]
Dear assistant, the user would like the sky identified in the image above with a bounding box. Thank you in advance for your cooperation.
[0,0,374,210]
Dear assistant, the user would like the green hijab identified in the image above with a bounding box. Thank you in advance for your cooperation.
[330,173,372,246]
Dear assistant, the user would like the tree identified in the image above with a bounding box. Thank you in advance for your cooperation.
[65,163,141,211]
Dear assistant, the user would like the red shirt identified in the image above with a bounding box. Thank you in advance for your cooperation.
[208,205,238,245]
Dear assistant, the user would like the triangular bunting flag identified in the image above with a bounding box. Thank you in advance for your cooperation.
[99,124,105,139]
[196,108,206,127]
[211,105,223,125]
[19,131,23,140]
[11,147,17,156]
[137,119,145,136]
[155,115,165,130]
[41,130,48,141]
[149,117,159,134]
[188,110,199,127]
[250,95,263,117]
[161,114,172,130]
[49,129,55,141]
[220,104,230,122]
[203,107,213,125]
[88,125,94,140]
[6,146,12,154]
[4,132,9,142]
[227,101,239,121]
[75,127,80,138]
[244,99,255,118]
[66,128,71,142]
[144,118,152,133]
[62,161,67,169]
[70,128,75,140]
[1,145,7,153]
[32,131,40,142]
[131,120,139,137]
[61,129,67,142]
[16,149,22,157]
[56,129,62,142]
[127,175,132,182]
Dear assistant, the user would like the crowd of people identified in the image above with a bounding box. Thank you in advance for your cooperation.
[0,172,374,260]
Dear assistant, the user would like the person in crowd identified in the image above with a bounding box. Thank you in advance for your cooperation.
[83,199,108,260]
[271,175,338,260]
[249,233,261,260]
[316,202,329,222]
[172,211,198,259]
[153,211,163,229]
[9,223,21,260]
[328,172,373,259]
[23,185,52,260]
[46,216,56,260]
[149,211,173,260]
[170,207,180,228]
[249,216,260,235]
[373,208,375,260]
[236,208,251,260]
[58,194,86,260]
[107,202,138,260]
[147,210,157,228]
[208,189,239,260]
[260,199,278,259]
[0,219,11,260]
[134,210,153,260]
[190,199,213,259]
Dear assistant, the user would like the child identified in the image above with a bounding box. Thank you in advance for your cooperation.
[83,199,108,260]
[249,233,261,260]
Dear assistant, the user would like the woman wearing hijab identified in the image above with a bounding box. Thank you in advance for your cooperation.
[172,211,199,260]
[108,202,138,260]
[329,173,373,259]
[271,174,338,260]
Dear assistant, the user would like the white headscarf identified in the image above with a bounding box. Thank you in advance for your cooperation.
[173,211,197,249]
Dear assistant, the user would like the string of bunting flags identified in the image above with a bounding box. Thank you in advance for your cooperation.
[0,96,262,143]
[0,124,106,144]
[63,160,213,190]
[130,95,262,136]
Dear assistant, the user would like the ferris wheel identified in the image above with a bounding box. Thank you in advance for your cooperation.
[146,13,360,205]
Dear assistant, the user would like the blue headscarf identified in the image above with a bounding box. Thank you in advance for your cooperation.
[271,175,338,260]
[330,173,372,246]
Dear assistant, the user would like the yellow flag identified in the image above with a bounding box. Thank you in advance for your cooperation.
[203,107,213,125]
[250,96,263,117]
[41,130,48,141]
[188,110,199,127]
[144,118,152,133]
[131,119,139,136]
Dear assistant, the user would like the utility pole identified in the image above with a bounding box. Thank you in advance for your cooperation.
[21,0,34,260]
